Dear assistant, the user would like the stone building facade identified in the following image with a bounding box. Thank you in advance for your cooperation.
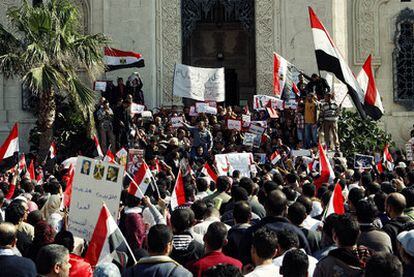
[0,0,413,151]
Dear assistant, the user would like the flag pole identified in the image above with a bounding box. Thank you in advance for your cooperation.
[101,202,138,265]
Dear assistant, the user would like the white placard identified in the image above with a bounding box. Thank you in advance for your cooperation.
[250,121,267,128]
[215,153,253,177]
[291,149,312,157]
[171,116,184,128]
[242,114,251,128]
[94,81,107,92]
[243,133,256,146]
[131,103,145,114]
[173,63,225,102]
[227,119,242,131]
[248,124,266,135]
[68,156,124,241]
[141,111,152,118]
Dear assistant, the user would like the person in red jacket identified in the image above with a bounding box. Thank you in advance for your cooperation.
[189,221,242,277]
[54,230,93,277]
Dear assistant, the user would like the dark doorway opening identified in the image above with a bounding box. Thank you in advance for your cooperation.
[181,0,256,106]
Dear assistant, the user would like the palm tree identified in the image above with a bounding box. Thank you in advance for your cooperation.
[0,0,109,158]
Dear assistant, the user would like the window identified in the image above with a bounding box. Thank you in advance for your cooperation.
[393,8,414,108]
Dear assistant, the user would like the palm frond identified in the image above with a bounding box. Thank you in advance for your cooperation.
[68,77,96,109]
[23,64,65,94]
[0,54,26,77]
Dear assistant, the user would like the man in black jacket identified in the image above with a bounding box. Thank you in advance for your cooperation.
[0,222,36,277]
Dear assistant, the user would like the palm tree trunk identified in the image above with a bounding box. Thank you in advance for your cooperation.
[37,89,56,160]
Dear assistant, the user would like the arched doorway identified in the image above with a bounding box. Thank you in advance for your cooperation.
[181,0,256,106]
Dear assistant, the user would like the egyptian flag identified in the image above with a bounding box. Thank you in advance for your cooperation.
[170,169,186,210]
[63,165,75,208]
[201,163,218,184]
[93,135,104,158]
[270,150,281,165]
[356,55,384,120]
[27,160,35,181]
[104,47,145,71]
[128,161,155,199]
[103,149,115,164]
[18,154,27,174]
[323,183,345,220]
[85,204,136,266]
[243,105,250,115]
[273,53,289,97]
[266,100,279,119]
[314,143,335,189]
[378,144,394,172]
[49,142,57,160]
[0,123,19,170]
[292,82,301,98]
[309,7,367,119]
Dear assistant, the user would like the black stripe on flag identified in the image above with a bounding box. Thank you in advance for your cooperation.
[315,50,367,119]
[105,60,145,72]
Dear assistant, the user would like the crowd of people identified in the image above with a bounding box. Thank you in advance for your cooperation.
[0,71,414,277]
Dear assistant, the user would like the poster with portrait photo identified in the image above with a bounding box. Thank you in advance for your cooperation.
[68,156,124,241]
[128,149,145,175]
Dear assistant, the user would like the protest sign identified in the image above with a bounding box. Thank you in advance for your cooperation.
[68,156,124,241]
[141,111,153,121]
[127,149,144,175]
[250,121,267,128]
[253,95,274,110]
[189,106,198,116]
[284,100,298,110]
[196,103,217,114]
[171,116,184,128]
[354,154,374,169]
[242,114,251,128]
[406,140,414,161]
[215,153,253,177]
[94,81,107,92]
[173,64,225,102]
[115,148,128,169]
[248,124,266,136]
[243,132,256,146]
[227,119,242,131]
[291,149,312,157]
[254,153,267,164]
[130,103,145,114]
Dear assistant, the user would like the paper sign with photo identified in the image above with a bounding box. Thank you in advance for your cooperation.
[68,156,123,241]
[227,119,242,131]
[354,154,374,169]
[171,116,184,128]
[243,132,256,146]
[128,149,144,175]
[242,114,251,128]
[130,103,145,114]
[189,106,198,116]
[248,124,266,136]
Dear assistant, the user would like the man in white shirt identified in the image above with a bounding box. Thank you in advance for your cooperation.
[272,230,318,277]
[245,228,280,277]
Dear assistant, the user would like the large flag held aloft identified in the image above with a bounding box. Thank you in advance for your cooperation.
[308,7,367,119]
[314,144,335,188]
[104,47,145,71]
[170,169,186,210]
[85,204,136,266]
[356,55,384,120]
[0,123,19,162]
[323,183,345,220]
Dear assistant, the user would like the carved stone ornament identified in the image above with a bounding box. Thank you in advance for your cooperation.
[352,0,391,66]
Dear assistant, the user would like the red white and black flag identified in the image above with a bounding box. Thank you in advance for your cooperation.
[92,135,104,158]
[0,123,19,171]
[314,143,335,189]
[356,55,384,120]
[308,7,367,119]
[85,204,136,266]
[49,142,57,160]
[201,162,218,184]
[170,169,186,210]
[128,161,157,199]
[104,47,145,71]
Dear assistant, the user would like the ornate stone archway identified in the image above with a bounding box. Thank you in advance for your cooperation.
[156,0,275,106]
